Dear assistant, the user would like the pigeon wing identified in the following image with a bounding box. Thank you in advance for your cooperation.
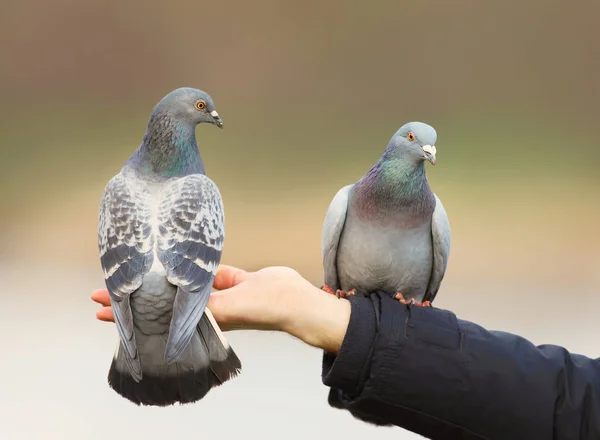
[98,174,154,381]
[157,174,224,364]
[321,184,353,291]
[424,193,451,303]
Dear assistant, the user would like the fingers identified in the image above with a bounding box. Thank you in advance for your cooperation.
[96,306,115,322]
[213,264,250,290]
[92,289,114,322]
[91,289,111,306]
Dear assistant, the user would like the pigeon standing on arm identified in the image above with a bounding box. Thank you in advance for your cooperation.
[97,88,241,407]
[321,122,450,307]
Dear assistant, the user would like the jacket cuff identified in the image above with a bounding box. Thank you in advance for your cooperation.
[321,295,378,397]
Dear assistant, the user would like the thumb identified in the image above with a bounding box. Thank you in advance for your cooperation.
[208,281,261,331]
[212,264,251,291]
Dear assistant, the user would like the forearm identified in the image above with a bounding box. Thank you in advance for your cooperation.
[322,293,600,439]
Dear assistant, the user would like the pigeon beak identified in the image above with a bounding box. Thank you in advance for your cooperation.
[422,145,437,165]
[210,110,224,129]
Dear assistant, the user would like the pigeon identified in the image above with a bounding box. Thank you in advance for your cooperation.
[97,87,241,407]
[321,122,450,307]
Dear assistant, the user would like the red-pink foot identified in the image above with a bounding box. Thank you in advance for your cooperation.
[336,288,356,299]
[394,292,432,308]
[321,284,336,295]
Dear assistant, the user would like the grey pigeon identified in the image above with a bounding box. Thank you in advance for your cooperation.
[97,87,240,406]
[321,122,450,306]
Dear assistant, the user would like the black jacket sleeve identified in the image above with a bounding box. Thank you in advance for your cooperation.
[321,292,600,440]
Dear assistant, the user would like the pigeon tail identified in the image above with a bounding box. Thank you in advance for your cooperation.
[108,310,241,406]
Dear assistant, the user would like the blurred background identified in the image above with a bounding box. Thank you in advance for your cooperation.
[1,1,599,439]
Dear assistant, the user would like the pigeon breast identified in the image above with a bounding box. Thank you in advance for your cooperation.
[335,207,434,298]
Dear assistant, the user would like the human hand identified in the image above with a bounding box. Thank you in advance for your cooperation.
[91,265,351,353]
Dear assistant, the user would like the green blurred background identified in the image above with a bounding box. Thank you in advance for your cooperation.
[1,1,599,439]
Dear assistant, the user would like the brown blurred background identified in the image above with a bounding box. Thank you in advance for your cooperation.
[1,1,599,439]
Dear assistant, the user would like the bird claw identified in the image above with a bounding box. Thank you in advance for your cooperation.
[336,289,356,299]
[394,292,432,308]
[321,285,356,299]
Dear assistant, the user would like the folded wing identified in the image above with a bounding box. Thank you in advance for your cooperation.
[156,174,225,364]
[424,193,451,303]
[98,174,154,381]
[321,184,353,291]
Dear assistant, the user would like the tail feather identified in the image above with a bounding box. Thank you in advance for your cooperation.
[198,308,242,383]
[108,311,241,406]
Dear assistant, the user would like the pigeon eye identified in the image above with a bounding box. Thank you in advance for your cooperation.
[195,101,206,110]
[407,132,415,141]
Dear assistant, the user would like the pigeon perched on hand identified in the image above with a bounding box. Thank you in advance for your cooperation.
[321,122,450,307]
[97,87,240,406]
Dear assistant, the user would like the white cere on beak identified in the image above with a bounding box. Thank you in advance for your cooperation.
[422,144,437,164]
[210,110,219,118]
[422,145,436,156]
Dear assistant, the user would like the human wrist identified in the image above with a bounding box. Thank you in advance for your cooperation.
[282,282,351,353]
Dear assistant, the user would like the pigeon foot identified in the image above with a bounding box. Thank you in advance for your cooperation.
[320,285,356,299]
[321,284,336,295]
[336,289,356,299]
[394,292,431,308]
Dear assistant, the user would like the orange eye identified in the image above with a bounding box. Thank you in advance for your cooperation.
[196,101,206,110]
[407,132,415,141]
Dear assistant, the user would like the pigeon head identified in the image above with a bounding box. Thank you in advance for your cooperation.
[153,87,223,129]
[386,122,437,165]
